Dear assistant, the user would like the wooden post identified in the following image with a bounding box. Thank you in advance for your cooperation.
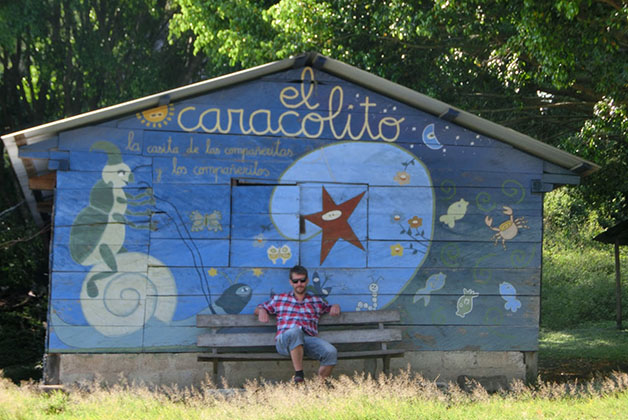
[212,328,219,385]
[616,240,622,330]
[383,356,391,374]
[379,322,389,373]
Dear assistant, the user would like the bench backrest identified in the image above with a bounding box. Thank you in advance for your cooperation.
[196,310,401,348]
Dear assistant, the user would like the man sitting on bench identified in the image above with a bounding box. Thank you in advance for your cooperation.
[254,265,341,383]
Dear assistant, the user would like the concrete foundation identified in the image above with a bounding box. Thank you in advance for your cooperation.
[47,350,534,391]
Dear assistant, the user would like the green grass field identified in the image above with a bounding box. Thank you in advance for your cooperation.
[2,371,628,420]
[540,322,628,362]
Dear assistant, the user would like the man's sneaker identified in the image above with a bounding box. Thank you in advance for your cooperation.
[294,376,305,385]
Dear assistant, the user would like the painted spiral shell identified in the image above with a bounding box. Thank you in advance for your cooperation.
[80,252,176,337]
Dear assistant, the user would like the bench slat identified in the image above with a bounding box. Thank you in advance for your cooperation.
[197,349,405,362]
[197,328,402,347]
[196,310,400,328]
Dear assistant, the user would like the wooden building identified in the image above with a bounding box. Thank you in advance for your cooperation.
[2,53,599,387]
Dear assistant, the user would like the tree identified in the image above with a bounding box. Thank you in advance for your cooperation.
[0,0,208,133]
[170,0,628,225]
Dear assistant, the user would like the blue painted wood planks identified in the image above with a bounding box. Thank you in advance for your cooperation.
[47,65,547,353]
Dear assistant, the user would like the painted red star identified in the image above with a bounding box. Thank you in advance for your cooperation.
[304,187,366,264]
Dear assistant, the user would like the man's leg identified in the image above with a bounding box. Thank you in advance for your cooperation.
[318,364,334,378]
[303,336,337,378]
[290,343,304,372]
[276,327,306,382]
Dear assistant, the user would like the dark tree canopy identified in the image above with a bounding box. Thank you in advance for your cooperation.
[0,0,207,133]
[169,0,628,225]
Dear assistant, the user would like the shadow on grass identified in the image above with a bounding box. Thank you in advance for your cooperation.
[539,320,628,383]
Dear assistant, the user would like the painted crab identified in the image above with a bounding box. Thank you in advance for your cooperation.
[485,206,529,249]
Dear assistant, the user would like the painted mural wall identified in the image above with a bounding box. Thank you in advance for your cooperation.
[48,67,541,353]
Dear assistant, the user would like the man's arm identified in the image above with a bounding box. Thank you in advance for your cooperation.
[254,306,270,322]
[319,297,340,317]
[255,295,277,323]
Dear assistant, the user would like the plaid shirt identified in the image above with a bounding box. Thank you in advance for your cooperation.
[259,292,332,339]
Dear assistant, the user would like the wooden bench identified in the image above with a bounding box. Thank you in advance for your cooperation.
[196,310,405,381]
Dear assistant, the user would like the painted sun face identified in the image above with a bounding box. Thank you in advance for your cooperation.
[136,104,175,128]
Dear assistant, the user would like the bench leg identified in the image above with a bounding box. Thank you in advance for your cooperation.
[383,356,391,374]
[213,360,218,386]
[364,358,377,376]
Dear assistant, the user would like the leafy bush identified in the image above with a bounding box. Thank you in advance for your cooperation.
[542,189,628,330]
[0,151,49,382]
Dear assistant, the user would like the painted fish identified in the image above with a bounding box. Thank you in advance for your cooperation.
[455,288,479,318]
[414,272,447,306]
[212,283,252,314]
[439,198,469,228]
[499,281,521,313]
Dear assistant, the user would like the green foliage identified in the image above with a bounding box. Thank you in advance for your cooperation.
[542,189,628,330]
[170,0,274,68]
[542,243,627,329]
[544,189,603,242]
[0,0,209,131]
[41,391,69,415]
[170,0,628,227]
[564,99,628,224]
[0,150,48,383]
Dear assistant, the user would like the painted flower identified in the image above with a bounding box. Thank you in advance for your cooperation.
[390,243,404,257]
[408,216,422,229]
[208,268,218,277]
[393,171,411,185]
[253,233,266,247]
[390,211,405,224]
[252,268,263,277]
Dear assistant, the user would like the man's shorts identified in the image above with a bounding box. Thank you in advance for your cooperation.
[275,327,338,366]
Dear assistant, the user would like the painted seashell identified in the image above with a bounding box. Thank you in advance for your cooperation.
[80,252,176,337]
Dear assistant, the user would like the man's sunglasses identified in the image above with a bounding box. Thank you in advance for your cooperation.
[291,278,307,284]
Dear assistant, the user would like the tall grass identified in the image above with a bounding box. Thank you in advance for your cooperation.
[542,243,628,329]
[542,189,628,330]
[2,371,628,420]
